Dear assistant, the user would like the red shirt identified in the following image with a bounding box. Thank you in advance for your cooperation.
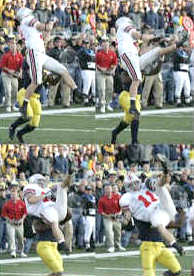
[96,49,118,69]
[0,51,23,72]
[1,199,27,220]
[98,193,121,215]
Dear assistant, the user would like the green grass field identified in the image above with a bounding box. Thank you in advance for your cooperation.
[0,248,193,276]
[0,107,193,144]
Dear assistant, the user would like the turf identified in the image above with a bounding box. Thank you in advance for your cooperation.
[0,250,193,276]
[0,109,193,144]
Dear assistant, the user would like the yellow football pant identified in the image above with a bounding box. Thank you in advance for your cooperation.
[36,241,64,273]
[140,242,181,276]
[17,88,41,127]
[119,90,141,124]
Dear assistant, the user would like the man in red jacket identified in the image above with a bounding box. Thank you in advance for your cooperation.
[98,183,125,253]
[1,183,27,258]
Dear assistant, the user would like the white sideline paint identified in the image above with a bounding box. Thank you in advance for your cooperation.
[1,246,193,265]
[95,267,190,272]
[96,128,193,133]
[96,107,194,119]
[0,273,46,276]
[0,127,95,133]
[0,107,94,119]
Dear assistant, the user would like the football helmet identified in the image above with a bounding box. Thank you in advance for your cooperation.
[29,174,46,188]
[124,173,141,192]
[115,16,134,29]
[145,177,158,192]
[16,8,33,22]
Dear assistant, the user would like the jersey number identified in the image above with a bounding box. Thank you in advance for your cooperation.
[138,191,157,208]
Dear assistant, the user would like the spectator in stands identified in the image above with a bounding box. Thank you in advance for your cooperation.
[2,0,15,35]
[54,0,65,30]
[53,145,68,176]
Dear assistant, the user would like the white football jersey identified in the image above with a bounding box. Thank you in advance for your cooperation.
[19,15,45,53]
[119,189,160,222]
[23,183,53,216]
[116,24,138,55]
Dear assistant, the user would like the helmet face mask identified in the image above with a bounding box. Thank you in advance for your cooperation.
[145,177,157,192]
[124,174,141,192]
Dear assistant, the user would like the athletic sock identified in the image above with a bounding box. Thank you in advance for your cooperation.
[17,124,35,140]
[11,117,29,130]
[111,121,129,144]
[131,119,139,144]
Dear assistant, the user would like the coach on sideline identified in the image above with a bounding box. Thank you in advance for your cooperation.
[1,182,27,258]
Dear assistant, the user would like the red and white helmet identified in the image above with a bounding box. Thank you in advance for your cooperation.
[124,173,141,192]
[29,174,46,188]
[16,7,33,22]
[115,16,134,30]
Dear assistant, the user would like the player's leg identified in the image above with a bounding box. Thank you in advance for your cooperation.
[140,242,157,276]
[142,75,154,108]
[40,206,65,250]
[131,114,140,144]
[22,49,41,118]
[9,88,33,141]
[121,52,142,114]
[43,55,83,102]
[158,246,181,276]
[36,241,64,274]
[16,96,40,143]
[111,120,129,144]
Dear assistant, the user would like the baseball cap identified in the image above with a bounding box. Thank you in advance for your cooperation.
[85,185,92,190]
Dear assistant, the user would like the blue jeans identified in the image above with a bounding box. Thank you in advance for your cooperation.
[0,74,5,104]
[0,218,6,249]
[95,213,104,244]
[162,69,175,103]
[24,237,36,254]
[121,230,132,247]
[72,213,85,248]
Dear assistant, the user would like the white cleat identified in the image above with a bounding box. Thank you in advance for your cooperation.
[107,247,115,253]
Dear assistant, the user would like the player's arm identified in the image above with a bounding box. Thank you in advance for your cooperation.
[131,30,155,42]
[24,191,44,204]
[35,21,54,32]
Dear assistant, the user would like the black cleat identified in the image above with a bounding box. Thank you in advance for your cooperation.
[16,132,25,143]
[163,270,181,276]
[9,126,15,140]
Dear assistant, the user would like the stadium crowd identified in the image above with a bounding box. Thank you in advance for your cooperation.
[0,143,194,256]
[0,0,193,113]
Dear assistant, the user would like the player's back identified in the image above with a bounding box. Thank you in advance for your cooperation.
[19,16,45,53]
[116,25,138,55]
[120,189,159,222]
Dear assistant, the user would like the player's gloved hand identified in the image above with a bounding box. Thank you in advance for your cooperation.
[42,190,53,200]
[172,242,184,256]
[20,100,28,120]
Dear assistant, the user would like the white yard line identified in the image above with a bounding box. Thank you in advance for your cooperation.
[96,107,194,119]
[0,107,94,119]
[0,127,95,133]
[95,267,190,272]
[96,128,193,133]
[0,273,95,276]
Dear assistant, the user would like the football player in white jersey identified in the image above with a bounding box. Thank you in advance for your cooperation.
[116,17,189,115]
[116,17,156,115]
[16,8,81,119]
[23,173,71,251]
[119,174,184,255]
